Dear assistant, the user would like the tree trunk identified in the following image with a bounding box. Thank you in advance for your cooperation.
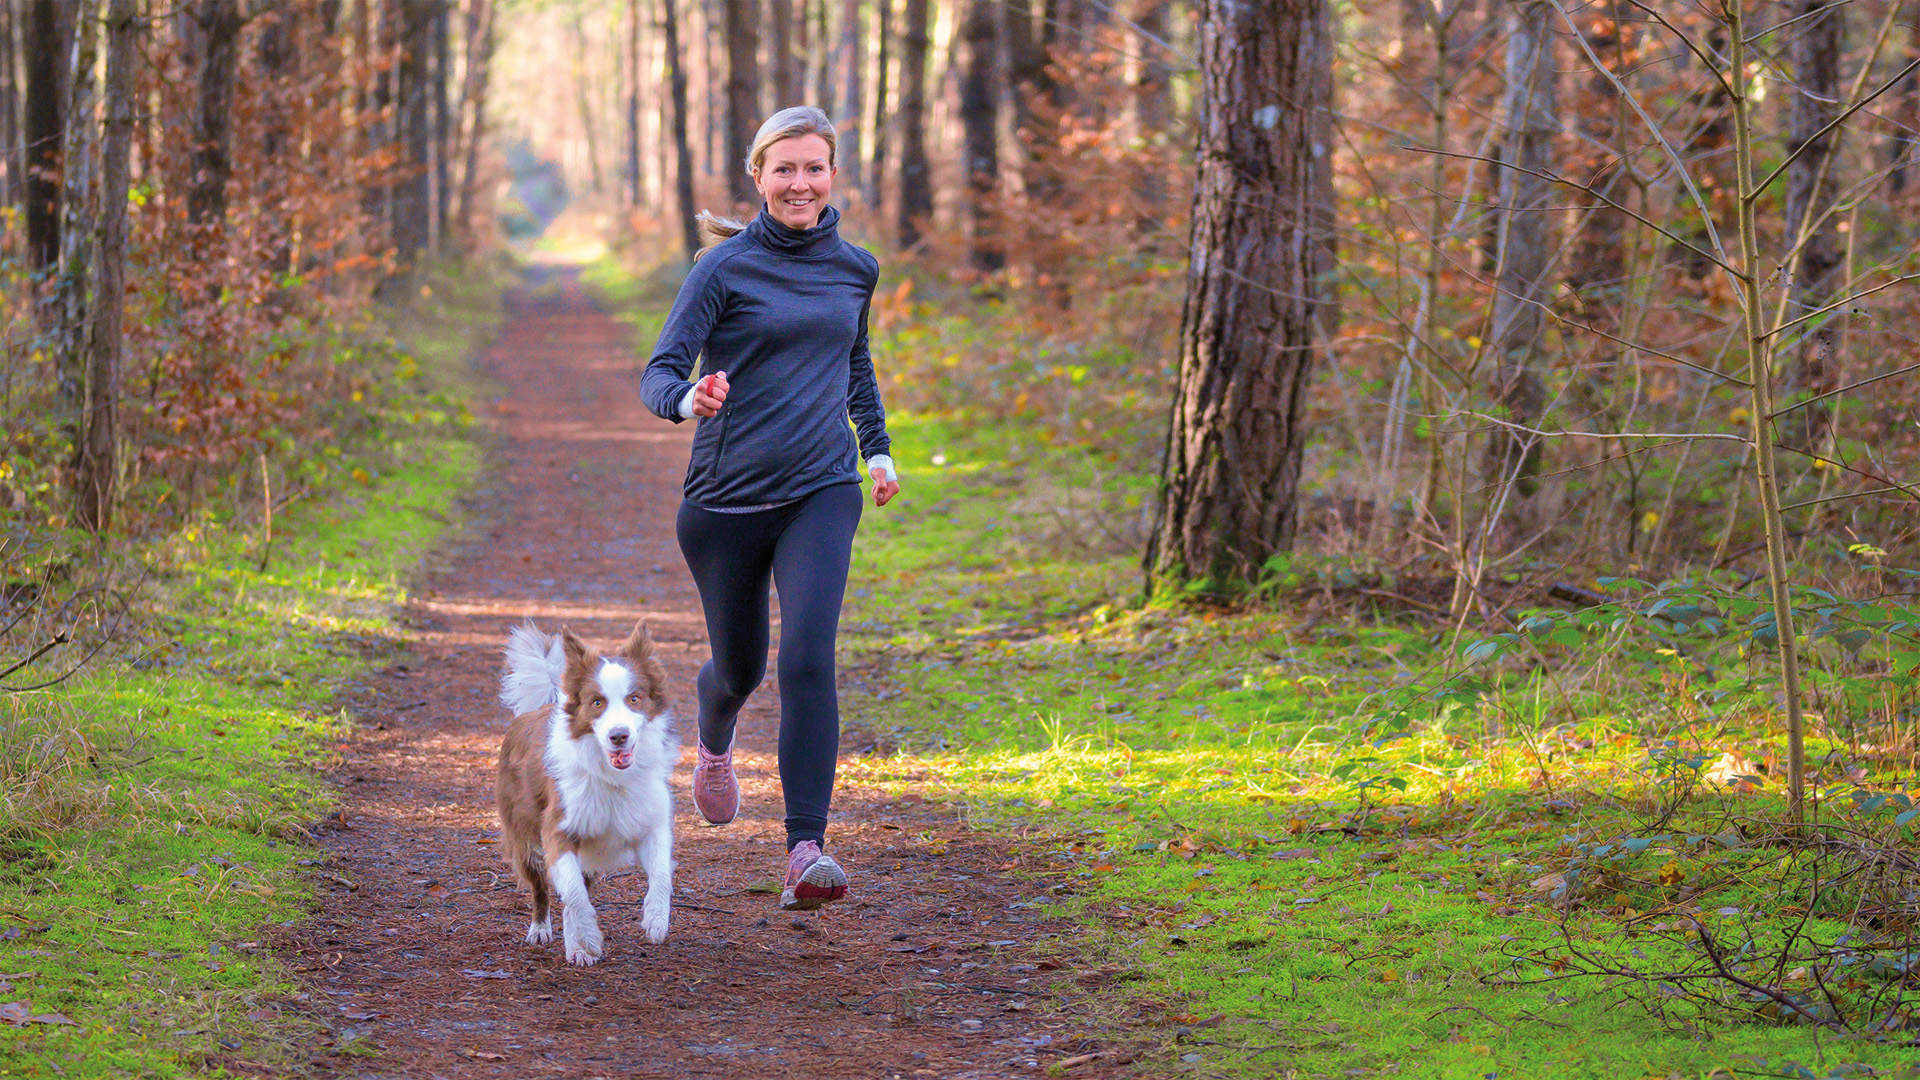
[870,0,889,196]
[456,0,494,247]
[837,0,862,192]
[725,0,759,204]
[771,0,798,107]
[626,0,642,207]
[77,0,137,532]
[1482,0,1558,502]
[1132,0,1171,221]
[1781,0,1844,451]
[185,0,243,229]
[1003,0,1057,204]
[23,0,69,273]
[895,0,930,248]
[393,2,433,264]
[52,0,100,455]
[566,13,603,194]
[1,3,19,212]
[662,0,698,261]
[433,0,451,249]
[1891,1,1919,193]
[258,1,299,275]
[1145,0,1337,594]
[1564,0,1628,334]
[959,0,999,271]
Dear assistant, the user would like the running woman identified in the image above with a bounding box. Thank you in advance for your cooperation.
[639,106,897,911]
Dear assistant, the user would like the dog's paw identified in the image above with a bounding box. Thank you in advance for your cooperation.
[642,911,670,945]
[525,919,553,945]
[564,923,604,966]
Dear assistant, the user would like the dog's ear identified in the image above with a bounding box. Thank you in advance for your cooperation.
[623,620,670,714]
[561,630,593,683]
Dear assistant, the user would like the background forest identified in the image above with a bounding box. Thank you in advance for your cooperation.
[0,0,1917,1075]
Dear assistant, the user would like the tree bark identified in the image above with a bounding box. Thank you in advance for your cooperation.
[393,1,433,264]
[1564,0,1629,334]
[1,3,19,212]
[626,0,642,207]
[456,0,495,247]
[1145,0,1337,593]
[869,0,889,196]
[662,0,698,261]
[725,0,760,204]
[959,0,1000,271]
[185,0,243,229]
[771,0,798,107]
[23,0,69,273]
[433,0,452,248]
[896,0,930,248]
[1482,0,1558,502]
[837,0,862,192]
[77,0,137,532]
[1132,0,1172,223]
[567,13,603,194]
[1781,0,1844,450]
[52,0,100,455]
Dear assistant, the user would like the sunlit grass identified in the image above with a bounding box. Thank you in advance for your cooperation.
[838,414,1920,1079]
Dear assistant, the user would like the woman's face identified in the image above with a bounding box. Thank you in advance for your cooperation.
[755,134,836,231]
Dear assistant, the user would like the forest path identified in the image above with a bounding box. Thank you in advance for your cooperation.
[277,267,1118,1080]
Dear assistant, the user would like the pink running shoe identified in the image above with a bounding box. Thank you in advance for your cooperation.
[781,841,848,911]
[691,739,740,825]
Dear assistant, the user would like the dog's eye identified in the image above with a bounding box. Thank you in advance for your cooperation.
[591,697,607,709]
[625,693,642,707]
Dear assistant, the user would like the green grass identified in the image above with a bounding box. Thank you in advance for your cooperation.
[0,264,500,1078]
[839,415,1920,1080]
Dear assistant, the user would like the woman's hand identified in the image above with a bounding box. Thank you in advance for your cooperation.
[870,464,899,507]
[692,371,730,417]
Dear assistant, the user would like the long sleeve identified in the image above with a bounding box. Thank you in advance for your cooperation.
[639,254,731,423]
[845,295,891,460]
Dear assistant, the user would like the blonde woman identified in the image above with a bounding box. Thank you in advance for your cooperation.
[640,107,897,911]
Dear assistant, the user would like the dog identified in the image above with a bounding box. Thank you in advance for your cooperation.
[495,620,675,966]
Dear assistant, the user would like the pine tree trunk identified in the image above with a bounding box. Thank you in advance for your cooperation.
[52,0,100,456]
[185,0,242,229]
[1144,0,1337,594]
[837,0,862,192]
[725,0,760,205]
[432,0,451,248]
[662,0,699,260]
[23,0,68,273]
[77,0,138,532]
[1131,0,1171,222]
[1564,0,1628,334]
[627,0,642,207]
[1,4,19,211]
[456,0,495,246]
[771,0,797,107]
[393,2,433,264]
[895,0,930,248]
[1782,0,1844,451]
[959,0,999,271]
[567,13,603,194]
[1003,0,1057,205]
[870,0,889,196]
[1482,0,1557,503]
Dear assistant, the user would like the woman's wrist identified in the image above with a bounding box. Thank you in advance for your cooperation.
[866,454,895,482]
[676,384,698,419]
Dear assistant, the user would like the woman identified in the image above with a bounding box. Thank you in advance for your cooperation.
[639,106,897,912]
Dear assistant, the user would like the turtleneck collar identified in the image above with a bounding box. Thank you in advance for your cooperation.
[745,203,842,258]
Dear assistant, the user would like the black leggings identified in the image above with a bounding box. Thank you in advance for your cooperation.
[675,482,862,850]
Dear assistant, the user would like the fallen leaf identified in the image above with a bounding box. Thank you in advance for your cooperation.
[0,1002,75,1027]
[460,969,512,979]
[745,880,781,895]
[338,1007,380,1020]
[425,884,450,899]
[460,1048,507,1061]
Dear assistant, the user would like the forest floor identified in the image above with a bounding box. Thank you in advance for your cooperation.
[272,266,1140,1080]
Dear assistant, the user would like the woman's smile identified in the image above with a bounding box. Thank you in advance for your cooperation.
[756,134,836,231]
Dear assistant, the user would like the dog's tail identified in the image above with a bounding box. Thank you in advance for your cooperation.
[499,621,565,715]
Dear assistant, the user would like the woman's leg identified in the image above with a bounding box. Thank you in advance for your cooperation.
[675,501,779,754]
[768,483,863,849]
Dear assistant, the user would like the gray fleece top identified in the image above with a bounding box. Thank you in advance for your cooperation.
[639,204,891,509]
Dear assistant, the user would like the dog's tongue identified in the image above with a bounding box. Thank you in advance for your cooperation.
[610,749,633,770]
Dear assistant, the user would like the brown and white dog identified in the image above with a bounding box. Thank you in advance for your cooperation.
[495,621,675,966]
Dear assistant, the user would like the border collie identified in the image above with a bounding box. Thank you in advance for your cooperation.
[495,621,675,965]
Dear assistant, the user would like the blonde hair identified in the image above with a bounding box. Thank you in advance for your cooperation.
[695,106,838,259]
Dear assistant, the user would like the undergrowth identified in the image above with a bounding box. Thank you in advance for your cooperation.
[840,414,1920,1079]
[0,262,500,1077]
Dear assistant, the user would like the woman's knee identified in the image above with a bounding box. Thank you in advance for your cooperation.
[702,657,767,703]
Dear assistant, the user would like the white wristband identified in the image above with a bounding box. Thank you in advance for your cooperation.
[866,454,896,483]
[676,384,698,419]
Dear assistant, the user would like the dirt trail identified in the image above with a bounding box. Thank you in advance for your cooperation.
[276,267,1131,1080]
